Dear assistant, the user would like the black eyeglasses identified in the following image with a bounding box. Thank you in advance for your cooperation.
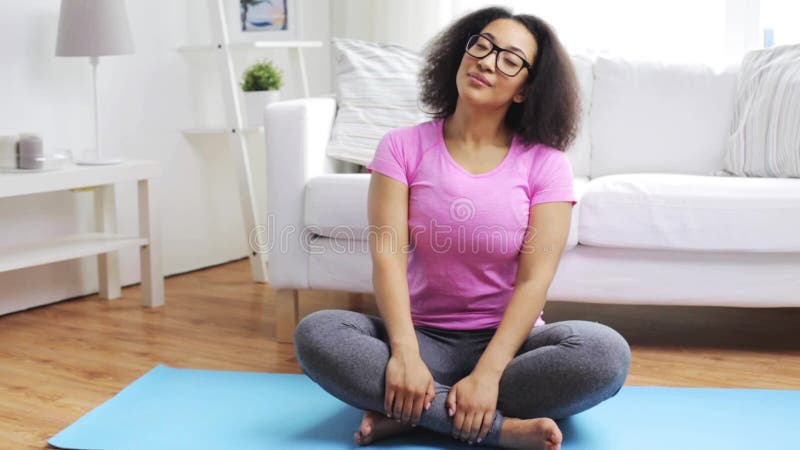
[465,34,531,77]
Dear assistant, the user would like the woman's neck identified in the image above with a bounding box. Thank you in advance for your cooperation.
[444,102,512,150]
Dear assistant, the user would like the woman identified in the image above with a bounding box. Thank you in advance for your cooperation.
[294,6,631,450]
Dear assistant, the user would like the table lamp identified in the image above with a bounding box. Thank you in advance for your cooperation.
[55,0,134,165]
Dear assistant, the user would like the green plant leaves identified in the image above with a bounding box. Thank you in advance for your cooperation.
[241,60,283,92]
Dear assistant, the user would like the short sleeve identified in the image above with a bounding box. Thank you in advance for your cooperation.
[366,132,408,186]
[530,147,577,207]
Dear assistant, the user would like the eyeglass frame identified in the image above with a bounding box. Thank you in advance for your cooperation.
[464,33,532,77]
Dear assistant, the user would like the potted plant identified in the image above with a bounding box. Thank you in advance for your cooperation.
[241,59,283,128]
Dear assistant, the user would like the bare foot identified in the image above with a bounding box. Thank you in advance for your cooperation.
[353,410,418,446]
[497,417,563,450]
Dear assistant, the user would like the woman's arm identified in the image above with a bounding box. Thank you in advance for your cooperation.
[369,172,436,425]
[473,201,574,379]
[367,172,418,356]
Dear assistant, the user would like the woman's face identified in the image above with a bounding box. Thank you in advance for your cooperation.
[455,18,538,109]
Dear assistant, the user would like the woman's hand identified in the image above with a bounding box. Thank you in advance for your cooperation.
[384,351,436,427]
[446,372,500,444]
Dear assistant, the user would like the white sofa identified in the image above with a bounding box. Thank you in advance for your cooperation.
[264,56,800,343]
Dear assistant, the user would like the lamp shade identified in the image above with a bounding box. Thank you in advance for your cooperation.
[56,0,134,57]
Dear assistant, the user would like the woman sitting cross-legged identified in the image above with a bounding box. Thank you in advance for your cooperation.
[294,6,631,450]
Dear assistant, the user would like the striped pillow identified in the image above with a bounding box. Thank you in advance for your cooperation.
[326,38,430,166]
[721,43,800,178]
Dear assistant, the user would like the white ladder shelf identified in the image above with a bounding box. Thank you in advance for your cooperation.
[178,0,322,283]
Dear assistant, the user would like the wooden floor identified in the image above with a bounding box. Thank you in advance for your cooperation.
[1,258,799,448]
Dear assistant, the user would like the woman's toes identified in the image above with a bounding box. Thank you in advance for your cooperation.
[361,415,374,434]
[355,429,371,445]
[354,412,376,445]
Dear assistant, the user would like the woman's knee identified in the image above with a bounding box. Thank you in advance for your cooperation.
[295,309,355,342]
[565,320,632,389]
[294,309,328,345]
[294,309,360,374]
[294,308,381,350]
[294,310,329,366]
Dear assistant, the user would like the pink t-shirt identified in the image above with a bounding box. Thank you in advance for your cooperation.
[366,118,576,330]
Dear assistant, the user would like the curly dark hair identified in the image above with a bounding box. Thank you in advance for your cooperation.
[419,6,580,152]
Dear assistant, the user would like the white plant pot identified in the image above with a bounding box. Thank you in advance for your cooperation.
[244,90,281,128]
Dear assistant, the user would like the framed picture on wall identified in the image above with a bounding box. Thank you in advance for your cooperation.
[227,0,303,42]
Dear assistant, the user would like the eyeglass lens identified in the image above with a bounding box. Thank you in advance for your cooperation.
[466,34,525,76]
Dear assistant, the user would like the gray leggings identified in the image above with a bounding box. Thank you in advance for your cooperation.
[293,309,631,447]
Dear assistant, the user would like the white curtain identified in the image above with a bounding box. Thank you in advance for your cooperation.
[331,0,455,52]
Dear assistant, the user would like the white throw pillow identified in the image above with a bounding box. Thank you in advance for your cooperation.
[326,38,430,167]
[721,43,800,178]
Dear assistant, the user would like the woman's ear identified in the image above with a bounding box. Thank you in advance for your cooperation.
[513,93,526,103]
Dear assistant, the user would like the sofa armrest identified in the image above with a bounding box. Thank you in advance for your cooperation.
[264,97,340,289]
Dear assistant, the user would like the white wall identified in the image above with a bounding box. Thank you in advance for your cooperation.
[332,0,765,67]
[0,0,331,315]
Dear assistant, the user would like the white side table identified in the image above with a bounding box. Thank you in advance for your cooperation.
[0,159,164,307]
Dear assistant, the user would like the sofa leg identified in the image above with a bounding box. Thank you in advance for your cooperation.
[346,292,363,309]
[346,292,376,309]
[276,289,299,344]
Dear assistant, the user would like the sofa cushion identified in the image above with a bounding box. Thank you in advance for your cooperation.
[325,38,429,167]
[722,43,800,178]
[566,54,594,178]
[590,57,738,177]
[305,174,370,241]
[304,174,589,250]
[578,173,800,252]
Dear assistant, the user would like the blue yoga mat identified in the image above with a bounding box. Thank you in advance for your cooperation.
[49,364,800,450]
